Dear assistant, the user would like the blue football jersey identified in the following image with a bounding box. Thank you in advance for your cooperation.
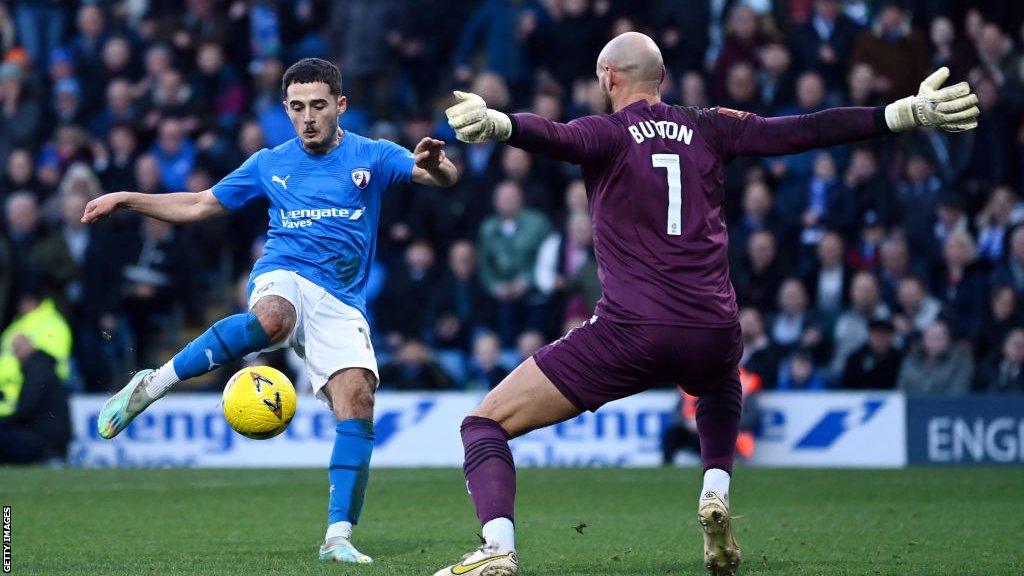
[212,132,415,316]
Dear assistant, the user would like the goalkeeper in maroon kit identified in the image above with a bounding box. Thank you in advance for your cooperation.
[434,32,978,576]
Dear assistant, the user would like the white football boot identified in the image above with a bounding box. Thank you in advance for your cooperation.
[432,543,518,576]
[698,490,741,576]
[319,535,373,563]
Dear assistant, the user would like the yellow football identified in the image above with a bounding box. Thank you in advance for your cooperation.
[222,366,297,439]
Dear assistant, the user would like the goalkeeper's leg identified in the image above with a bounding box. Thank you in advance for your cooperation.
[97,295,293,439]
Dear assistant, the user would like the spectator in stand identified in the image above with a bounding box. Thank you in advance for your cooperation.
[0,288,72,463]
[733,230,786,312]
[830,271,891,378]
[928,15,973,79]
[934,230,988,340]
[120,217,199,370]
[975,285,1024,360]
[878,236,919,309]
[466,331,508,390]
[893,275,942,341]
[738,307,780,389]
[974,328,1024,393]
[376,239,440,347]
[756,42,796,114]
[769,278,825,358]
[844,147,895,225]
[802,231,850,317]
[451,0,548,103]
[13,0,65,66]
[769,71,829,194]
[501,146,551,214]
[898,320,973,395]
[150,117,197,192]
[89,79,140,139]
[55,188,124,391]
[846,211,886,272]
[535,211,601,330]
[976,186,1024,268]
[0,62,40,170]
[991,226,1024,298]
[428,240,494,352]
[4,192,77,314]
[728,180,788,265]
[2,148,38,199]
[477,180,552,345]
[712,4,766,100]
[720,62,764,116]
[67,3,108,109]
[192,41,246,133]
[974,24,1014,87]
[841,318,902,390]
[379,339,455,391]
[961,73,1011,188]
[851,2,930,102]
[791,0,861,92]
[777,351,827,390]
[134,153,164,195]
[94,123,139,192]
[515,330,544,364]
[787,151,856,264]
[897,153,943,259]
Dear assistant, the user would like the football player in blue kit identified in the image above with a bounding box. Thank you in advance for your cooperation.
[81,58,459,563]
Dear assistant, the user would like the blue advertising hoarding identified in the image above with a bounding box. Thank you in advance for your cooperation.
[907,396,1024,465]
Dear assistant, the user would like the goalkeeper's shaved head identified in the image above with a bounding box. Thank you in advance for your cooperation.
[596,32,666,111]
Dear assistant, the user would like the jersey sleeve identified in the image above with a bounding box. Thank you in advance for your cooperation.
[211,149,266,211]
[701,106,890,163]
[507,113,622,166]
[376,139,415,189]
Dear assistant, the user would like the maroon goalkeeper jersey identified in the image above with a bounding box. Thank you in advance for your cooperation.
[508,100,888,326]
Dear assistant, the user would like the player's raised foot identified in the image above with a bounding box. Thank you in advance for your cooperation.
[97,369,157,439]
[698,491,741,576]
[319,536,373,563]
[432,543,518,576]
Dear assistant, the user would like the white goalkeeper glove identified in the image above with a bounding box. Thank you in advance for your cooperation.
[884,67,979,133]
[445,91,512,143]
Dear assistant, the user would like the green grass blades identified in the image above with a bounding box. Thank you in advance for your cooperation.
[2,467,1023,575]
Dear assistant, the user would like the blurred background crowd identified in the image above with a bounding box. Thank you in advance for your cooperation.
[1,0,1024,419]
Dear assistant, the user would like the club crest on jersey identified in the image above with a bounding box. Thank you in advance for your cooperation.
[351,168,371,189]
[717,107,752,120]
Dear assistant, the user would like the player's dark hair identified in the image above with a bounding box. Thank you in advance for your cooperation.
[281,58,342,96]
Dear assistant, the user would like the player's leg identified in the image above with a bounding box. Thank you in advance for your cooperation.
[693,372,743,576]
[318,367,376,563]
[294,276,379,563]
[433,357,581,576]
[97,272,297,439]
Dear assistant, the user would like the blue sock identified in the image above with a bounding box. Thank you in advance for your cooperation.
[328,419,375,525]
[171,312,273,380]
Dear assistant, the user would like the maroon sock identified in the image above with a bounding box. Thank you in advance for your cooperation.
[461,415,516,525]
[696,371,742,473]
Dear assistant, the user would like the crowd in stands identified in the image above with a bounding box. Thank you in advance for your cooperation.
[1,0,1024,417]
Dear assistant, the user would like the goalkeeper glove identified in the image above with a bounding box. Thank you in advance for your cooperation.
[445,91,512,143]
[884,67,979,133]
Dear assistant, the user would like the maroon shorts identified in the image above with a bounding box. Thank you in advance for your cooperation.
[533,316,743,412]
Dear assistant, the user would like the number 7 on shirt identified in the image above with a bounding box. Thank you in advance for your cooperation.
[652,153,682,236]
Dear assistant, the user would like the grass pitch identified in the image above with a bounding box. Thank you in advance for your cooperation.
[2,467,1022,575]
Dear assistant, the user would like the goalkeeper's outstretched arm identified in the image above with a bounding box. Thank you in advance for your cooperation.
[81,189,227,224]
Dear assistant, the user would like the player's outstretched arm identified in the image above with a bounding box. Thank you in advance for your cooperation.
[445,91,611,165]
[81,189,227,224]
[721,67,979,158]
[411,137,460,187]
